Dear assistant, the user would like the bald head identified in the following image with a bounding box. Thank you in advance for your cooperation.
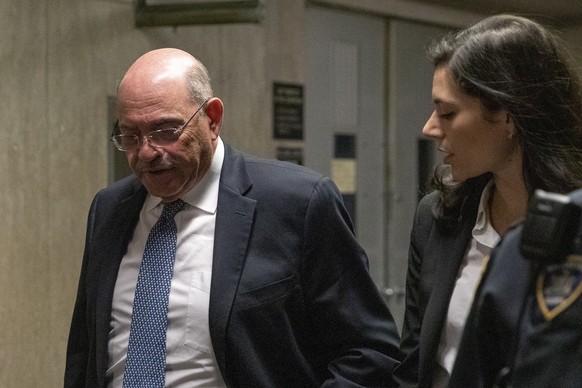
[118,48,213,108]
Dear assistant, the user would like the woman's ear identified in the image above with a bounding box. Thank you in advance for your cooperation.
[505,114,519,143]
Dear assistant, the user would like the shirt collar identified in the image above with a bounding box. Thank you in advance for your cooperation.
[472,179,500,248]
[144,137,225,214]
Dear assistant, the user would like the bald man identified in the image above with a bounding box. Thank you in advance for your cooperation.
[64,48,400,387]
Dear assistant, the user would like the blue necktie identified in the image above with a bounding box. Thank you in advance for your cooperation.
[123,199,185,387]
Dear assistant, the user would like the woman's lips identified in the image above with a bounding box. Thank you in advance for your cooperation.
[438,147,452,163]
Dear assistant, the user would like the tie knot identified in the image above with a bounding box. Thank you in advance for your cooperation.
[160,199,186,220]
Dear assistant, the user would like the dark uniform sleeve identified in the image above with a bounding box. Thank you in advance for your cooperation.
[449,225,535,388]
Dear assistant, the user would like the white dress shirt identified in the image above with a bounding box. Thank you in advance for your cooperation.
[433,181,500,388]
[106,139,227,388]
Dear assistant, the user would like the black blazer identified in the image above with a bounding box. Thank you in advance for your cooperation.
[64,145,401,387]
[394,184,484,387]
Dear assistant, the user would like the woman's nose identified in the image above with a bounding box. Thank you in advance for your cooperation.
[422,111,443,139]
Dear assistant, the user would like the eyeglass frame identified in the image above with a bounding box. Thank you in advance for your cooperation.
[110,98,210,152]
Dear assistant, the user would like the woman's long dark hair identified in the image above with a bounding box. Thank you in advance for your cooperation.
[428,14,582,227]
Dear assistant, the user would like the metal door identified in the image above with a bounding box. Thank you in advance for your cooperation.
[305,6,386,289]
[306,7,450,330]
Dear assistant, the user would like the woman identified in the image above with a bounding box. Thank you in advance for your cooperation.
[395,14,582,387]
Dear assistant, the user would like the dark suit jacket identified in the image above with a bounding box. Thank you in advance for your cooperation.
[394,183,485,387]
[64,144,401,387]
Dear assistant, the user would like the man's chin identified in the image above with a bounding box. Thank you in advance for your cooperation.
[140,173,182,199]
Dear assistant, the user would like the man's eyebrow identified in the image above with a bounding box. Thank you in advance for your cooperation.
[118,117,184,132]
[148,116,184,127]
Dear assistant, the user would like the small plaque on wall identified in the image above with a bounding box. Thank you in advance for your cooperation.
[273,82,304,140]
[276,147,303,165]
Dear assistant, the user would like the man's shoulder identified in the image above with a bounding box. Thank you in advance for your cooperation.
[94,174,144,204]
[245,155,324,180]
[225,145,326,185]
[224,146,336,202]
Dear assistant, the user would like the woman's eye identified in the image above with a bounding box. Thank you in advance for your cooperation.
[438,112,454,119]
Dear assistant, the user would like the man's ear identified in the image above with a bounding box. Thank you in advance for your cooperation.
[205,97,224,138]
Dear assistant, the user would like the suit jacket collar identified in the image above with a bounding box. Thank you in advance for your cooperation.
[208,145,256,383]
[95,177,148,385]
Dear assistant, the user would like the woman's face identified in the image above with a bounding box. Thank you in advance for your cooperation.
[423,67,521,182]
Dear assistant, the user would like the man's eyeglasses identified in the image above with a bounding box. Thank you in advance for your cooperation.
[111,99,209,152]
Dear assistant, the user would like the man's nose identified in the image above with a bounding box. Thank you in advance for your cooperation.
[136,136,161,160]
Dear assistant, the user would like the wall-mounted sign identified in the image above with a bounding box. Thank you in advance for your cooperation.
[276,147,303,165]
[273,82,304,140]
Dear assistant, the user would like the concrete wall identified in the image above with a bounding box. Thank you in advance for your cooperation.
[1,0,581,386]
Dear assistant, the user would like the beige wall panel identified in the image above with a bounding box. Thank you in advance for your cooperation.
[0,0,51,385]
[45,3,135,387]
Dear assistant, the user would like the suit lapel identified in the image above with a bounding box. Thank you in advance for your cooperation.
[209,146,256,378]
[94,181,147,384]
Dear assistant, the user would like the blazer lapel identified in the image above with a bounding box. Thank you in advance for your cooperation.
[419,189,482,385]
[209,146,256,378]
